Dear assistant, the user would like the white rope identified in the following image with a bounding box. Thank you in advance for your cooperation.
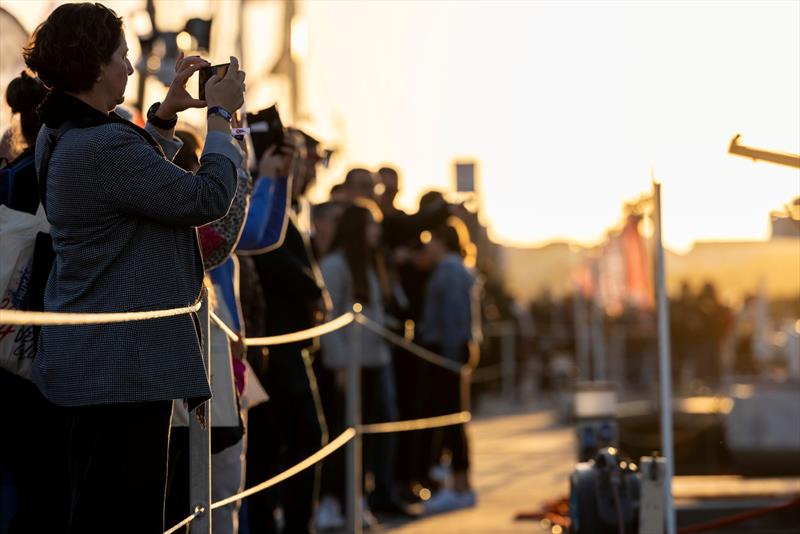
[355,314,464,373]
[0,302,202,326]
[244,312,355,347]
[210,428,357,510]
[208,411,474,510]
[163,508,202,534]
[359,411,471,434]
[7,300,476,531]
[209,311,240,342]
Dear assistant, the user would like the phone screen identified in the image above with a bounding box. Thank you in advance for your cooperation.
[198,63,230,101]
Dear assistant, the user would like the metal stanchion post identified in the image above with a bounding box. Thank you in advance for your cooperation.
[190,292,213,533]
[653,182,676,534]
[589,261,607,381]
[573,284,591,381]
[499,322,517,402]
[346,304,363,534]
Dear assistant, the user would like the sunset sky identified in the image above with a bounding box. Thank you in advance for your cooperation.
[3,0,798,252]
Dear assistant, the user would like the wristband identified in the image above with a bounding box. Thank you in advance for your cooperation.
[208,106,233,122]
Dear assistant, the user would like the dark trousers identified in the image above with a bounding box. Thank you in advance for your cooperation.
[427,344,471,473]
[392,347,426,488]
[364,365,398,506]
[164,429,190,532]
[63,400,173,534]
[406,357,438,487]
[245,346,323,534]
[0,370,70,534]
[429,365,470,472]
[319,364,398,505]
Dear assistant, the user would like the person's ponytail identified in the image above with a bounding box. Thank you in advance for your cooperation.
[6,71,47,147]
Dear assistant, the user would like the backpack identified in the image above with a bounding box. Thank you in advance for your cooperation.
[0,152,36,214]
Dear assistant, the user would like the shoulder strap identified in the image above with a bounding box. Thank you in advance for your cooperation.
[109,114,165,157]
[37,120,81,214]
[37,118,167,214]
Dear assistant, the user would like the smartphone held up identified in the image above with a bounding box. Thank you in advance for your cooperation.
[198,62,230,101]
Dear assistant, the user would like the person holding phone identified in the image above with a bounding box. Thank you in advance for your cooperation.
[22,3,246,532]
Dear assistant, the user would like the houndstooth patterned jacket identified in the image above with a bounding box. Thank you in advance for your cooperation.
[33,119,243,407]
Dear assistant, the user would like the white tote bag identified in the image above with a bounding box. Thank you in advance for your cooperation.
[0,205,50,379]
[172,282,241,428]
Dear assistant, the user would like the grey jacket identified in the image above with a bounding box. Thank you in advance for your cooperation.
[319,251,390,368]
[33,121,242,407]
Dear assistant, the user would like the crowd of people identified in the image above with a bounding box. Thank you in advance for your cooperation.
[523,280,798,398]
[0,3,485,534]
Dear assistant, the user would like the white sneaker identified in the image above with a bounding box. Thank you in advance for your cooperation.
[424,488,477,515]
[316,495,345,531]
[423,488,460,514]
[455,489,477,508]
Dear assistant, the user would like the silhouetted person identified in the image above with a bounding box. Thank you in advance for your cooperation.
[23,4,245,531]
[694,282,729,387]
[418,220,480,513]
[319,200,398,526]
[344,167,377,201]
[245,130,326,534]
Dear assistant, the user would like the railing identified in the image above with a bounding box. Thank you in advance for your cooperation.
[1,297,473,534]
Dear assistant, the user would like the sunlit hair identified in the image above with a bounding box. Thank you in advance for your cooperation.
[353,197,383,223]
[329,201,389,304]
[433,216,477,269]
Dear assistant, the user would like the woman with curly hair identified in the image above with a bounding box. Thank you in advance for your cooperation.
[22,3,246,532]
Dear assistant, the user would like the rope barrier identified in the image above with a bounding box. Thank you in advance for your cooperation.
[205,411,472,512]
[0,302,202,326]
[244,313,355,346]
[355,313,465,374]
[209,428,357,510]
[359,411,471,434]
[209,311,240,342]
[163,507,203,534]
[163,409,475,533]
[14,301,477,534]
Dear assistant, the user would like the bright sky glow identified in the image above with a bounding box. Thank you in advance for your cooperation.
[3,0,798,252]
[301,0,800,251]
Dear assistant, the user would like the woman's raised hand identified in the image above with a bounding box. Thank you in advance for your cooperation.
[205,56,246,113]
[258,136,296,178]
[160,53,210,117]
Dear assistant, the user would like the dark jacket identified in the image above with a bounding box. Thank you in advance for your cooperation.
[254,216,322,337]
[33,92,242,407]
[251,215,324,393]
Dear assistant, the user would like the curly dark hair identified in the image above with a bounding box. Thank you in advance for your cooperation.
[23,3,123,93]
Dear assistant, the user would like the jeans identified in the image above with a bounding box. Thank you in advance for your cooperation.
[319,363,398,505]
